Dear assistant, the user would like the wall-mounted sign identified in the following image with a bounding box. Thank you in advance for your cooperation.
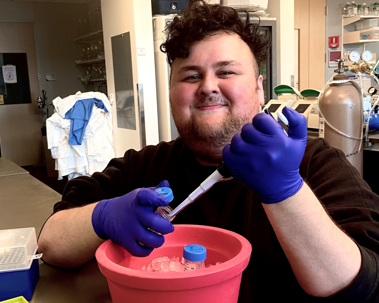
[328,50,342,68]
[328,36,339,48]
[2,65,17,84]
[0,53,31,105]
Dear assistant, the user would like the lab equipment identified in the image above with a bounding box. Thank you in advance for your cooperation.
[155,187,174,202]
[0,297,28,303]
[264,108,288,136]
[291,89,320,130]
[351,1,358,16]
[223,107,307,204]
[360,27,379,40]
[262,84,301,120]
[318,59,364,176]
[363,3,369,15]
[342,2,352,16]
[222,0,268,10]
[155,163,232,222]
[96,225,252,303]
[357,4,362,16]
[91,181,174,257]
[0,228,42,301]
[183,244,207,271]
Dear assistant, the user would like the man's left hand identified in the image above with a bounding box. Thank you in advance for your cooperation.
[223,106,307,203]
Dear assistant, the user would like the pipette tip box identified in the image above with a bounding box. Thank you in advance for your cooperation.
[0,227,40,301]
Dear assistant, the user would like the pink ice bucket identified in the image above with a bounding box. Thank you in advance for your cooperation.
[96,224,252,303]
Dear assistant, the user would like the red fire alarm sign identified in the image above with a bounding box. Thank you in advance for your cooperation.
[328,36,339,48]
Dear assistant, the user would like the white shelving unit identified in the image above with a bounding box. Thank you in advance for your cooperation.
[343,16,379,44]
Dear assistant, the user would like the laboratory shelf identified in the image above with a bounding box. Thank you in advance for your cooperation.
[89,78,106,82]
[75,56,105,65]
[74,30,103,43]
[343,30,379,44]
[78,76,106,83]
[343,15,379,27]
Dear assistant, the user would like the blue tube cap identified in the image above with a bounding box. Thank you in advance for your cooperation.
[183,244,207,262]
[155,187,174,202]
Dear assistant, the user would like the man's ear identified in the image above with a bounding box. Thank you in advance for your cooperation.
[257,75,265,106]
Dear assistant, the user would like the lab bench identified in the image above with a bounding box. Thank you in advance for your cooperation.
[0,157,29,177]
[0,157,111,302]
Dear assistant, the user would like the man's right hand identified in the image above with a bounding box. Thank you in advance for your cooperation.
[91,181,174,257]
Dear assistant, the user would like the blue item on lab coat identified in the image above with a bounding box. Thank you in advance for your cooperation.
[64,98,108,145]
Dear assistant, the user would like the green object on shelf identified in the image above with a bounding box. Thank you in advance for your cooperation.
[301,89,321,98]
[0,297,28,303]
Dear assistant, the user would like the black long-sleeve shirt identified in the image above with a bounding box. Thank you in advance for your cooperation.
[51,137,379,302]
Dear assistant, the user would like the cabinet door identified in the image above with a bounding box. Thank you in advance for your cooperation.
[295,0,326,90]
[101,0,159,156]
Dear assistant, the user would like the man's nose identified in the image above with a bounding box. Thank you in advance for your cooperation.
[198,74,220,96]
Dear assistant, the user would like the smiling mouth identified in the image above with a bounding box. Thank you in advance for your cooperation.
[197,103,226,110]
[196,99,229,110]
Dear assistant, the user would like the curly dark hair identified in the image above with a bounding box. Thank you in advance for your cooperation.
[160,0,271,78]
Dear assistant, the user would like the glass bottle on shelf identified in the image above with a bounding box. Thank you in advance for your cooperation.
[342,3,347,16]
[81,47,87,60]
[82,17,91,35]
[342,2,350,16]
[358,4,362,15]
[88,11,94,33]
[94,7,103,31]
[347,2,353,16]
[343,2,352,16]
[97,40,105,58]
[373,6,378,15]
[90,45,96,60]
[362,3,369,15]
[351,1,358,16]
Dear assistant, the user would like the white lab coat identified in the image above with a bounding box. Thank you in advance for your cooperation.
[46,91,115,180]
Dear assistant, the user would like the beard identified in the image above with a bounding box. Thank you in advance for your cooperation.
[174,106,254,165]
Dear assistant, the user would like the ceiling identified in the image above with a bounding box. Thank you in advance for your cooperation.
[0,0,94,4]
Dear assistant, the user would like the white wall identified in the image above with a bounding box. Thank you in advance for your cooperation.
[101,0,159,156]
[33,2,88,116]
[266,0,295,86]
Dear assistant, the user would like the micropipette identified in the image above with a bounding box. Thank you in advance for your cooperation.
[156,110,288,222]
[155,162,232,222]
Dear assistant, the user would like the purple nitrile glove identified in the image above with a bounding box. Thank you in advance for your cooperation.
[92,180,174,257]
[223,106,307,204]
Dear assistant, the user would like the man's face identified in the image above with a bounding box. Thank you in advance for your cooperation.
[169,31,265,165]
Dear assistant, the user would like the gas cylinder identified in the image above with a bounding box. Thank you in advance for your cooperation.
[318,59,363,176]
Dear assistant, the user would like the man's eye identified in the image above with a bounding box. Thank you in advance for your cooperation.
[220,71,234,76]
[185,74,200,81]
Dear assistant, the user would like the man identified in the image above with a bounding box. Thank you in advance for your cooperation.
[38,1,379,301]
